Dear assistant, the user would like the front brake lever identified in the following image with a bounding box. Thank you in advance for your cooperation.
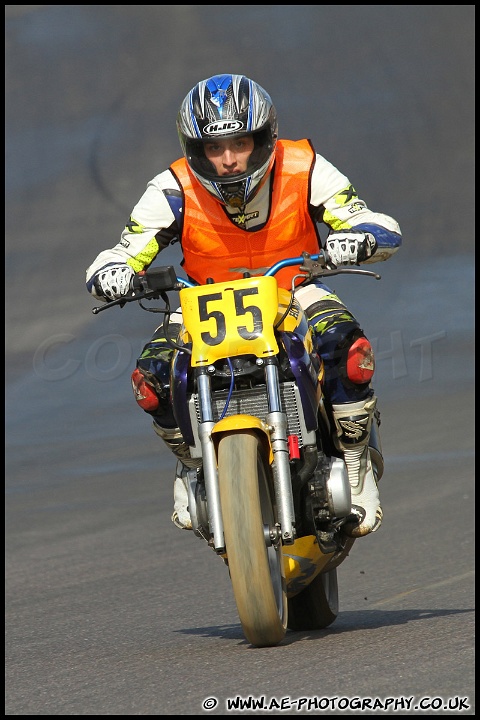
[299,251,381,280]
[299,251,328,277]
[91,288,159,314]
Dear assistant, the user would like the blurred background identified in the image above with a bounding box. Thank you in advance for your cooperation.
[5,5,475,715]
[6,5,474,374]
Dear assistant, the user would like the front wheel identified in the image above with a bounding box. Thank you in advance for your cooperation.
[218,430,287,647]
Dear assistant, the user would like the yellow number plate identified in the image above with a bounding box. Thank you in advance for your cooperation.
[180,276,279,366]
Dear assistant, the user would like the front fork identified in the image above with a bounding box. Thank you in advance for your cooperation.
[195,359,296,553]
[195,370,225,552]
[263,360,296,545]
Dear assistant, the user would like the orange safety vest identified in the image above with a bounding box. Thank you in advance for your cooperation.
[170,139,321,290]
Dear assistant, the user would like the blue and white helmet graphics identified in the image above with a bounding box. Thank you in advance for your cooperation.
[177,74,278,207]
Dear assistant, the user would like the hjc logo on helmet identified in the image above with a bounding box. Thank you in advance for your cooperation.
[177,74,278,205]
[203,120,244,135]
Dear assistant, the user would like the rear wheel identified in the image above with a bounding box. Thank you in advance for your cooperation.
[287,567,339,631]
[218,430,287,647]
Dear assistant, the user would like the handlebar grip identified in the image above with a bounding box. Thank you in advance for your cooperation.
[133,266,178,292]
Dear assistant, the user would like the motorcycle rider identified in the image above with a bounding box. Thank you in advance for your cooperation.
[86,74,402,538]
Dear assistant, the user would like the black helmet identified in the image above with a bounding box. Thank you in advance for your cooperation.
[177,74,278,208]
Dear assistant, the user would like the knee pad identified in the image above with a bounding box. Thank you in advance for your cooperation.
[331,328,374,388]
[131,323,183,426]
[133,366,174,429]
[131,368,161,412]
[131,366,178,427]
[345,335,375,384]
[314,319,374,401]
[132,324,182,410]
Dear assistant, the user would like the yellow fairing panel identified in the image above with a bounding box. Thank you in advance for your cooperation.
[283,535,335,598]
[210,415,273,464]
[180,276,279,366]
[275,288,302,332]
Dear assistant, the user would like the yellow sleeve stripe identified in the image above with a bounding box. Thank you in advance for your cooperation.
[322,209,353,231]
[126,237,160,272]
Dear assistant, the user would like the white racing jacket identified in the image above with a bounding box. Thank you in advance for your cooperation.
[86,149,401,299]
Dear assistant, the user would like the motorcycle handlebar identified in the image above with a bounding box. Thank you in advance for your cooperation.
[92,250,380,315]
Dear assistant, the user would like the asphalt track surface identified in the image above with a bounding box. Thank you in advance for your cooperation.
[5,6,475,716]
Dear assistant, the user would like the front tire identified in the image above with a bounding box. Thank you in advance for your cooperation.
[218,430,287,647]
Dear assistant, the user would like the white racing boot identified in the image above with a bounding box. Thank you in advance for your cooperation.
[331,396,383,538]
[172,464,193,530]
[153,423,202,530]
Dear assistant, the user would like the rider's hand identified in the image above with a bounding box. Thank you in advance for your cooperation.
[324,231,377,268]
[93,264,135,301]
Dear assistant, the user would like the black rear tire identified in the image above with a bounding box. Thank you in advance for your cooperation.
[287,567,338,631]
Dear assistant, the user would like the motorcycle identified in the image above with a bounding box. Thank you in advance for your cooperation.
[92,250,383,647]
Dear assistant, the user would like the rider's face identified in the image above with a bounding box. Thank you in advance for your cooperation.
[204,136,254,176]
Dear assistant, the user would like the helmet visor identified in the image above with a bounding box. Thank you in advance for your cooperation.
[184,127,274,186]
